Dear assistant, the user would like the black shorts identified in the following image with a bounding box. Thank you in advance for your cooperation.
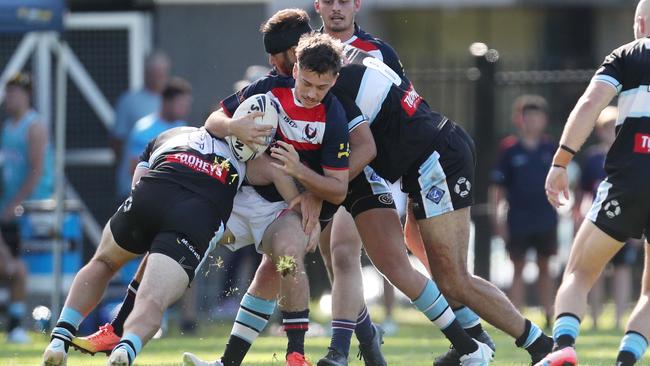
[403,122,476,220]
[586,176,650,241]
[320,166,396,228]
[109,178,228,282]
[0,222,20,257]
[507,229,557,260]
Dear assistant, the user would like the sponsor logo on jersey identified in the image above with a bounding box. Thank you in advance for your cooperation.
[303,124,318,141]
[401,83,423,117]
[281,113,298,129]
[603,199,621,219]
[633,133,650,153]
[454,177,472,198]
[378,193,394,205]
[177,236,201,261]
[122,196,132,212]
[426,186,445,204]
[166,152,230,184]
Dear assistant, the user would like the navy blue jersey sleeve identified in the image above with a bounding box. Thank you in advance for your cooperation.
[593,46,625,93]
[490,138,514,186]
[321,97,350,171]
[220,76,276,117]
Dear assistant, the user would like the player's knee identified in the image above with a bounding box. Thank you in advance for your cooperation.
[88,255,121,274]
[272,237,306,260]
[330,242,360,273]
[136,288,167,314]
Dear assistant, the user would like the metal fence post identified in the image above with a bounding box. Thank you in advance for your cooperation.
[471,45,498,280]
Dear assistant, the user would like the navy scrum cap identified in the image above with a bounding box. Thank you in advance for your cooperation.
[263,22,313,54]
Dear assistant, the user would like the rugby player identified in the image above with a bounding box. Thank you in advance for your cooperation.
[69,20,360,366]
[40,123,301,366]
[537,1,650,365]
[184,8,494,366]
[313,1,495,365]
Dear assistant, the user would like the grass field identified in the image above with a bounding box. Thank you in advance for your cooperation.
[1,307,628,365]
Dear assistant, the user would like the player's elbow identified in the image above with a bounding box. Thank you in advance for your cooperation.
[329,192,346,205]
[327,185,347,205]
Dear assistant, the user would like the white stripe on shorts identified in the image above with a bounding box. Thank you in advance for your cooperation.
[418,151,454,218]
[586,179,612,223]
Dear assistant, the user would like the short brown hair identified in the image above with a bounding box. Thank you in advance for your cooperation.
[260,8,310,34]
[295,33,343,76]
[512,94,548,120]
[162,77,192,100]
[6,72,32,93]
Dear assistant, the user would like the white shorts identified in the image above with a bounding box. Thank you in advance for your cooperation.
[222,186,288,253]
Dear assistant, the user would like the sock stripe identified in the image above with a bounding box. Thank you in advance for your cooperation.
[553,314,580,342]
[620,331,649,360]
[232,322,260,343]
[284,323,309,330]
[241,293,276,315]
[523,323,543,349]
[283,318,310,324]
[234,320,261,333]
[59,307,84,329]
[453,306,481,329]
[236,308,269,331]
[240,305,272,320]
[423,293,445,314]
[332,320,356,331]
[357,306,369,322]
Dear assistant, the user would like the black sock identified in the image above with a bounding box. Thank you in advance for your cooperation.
[221,335,252,366]
[465,323,484,339]
[442,320,478,356]
[282,309,309,356]
[111,279,140,337]
[616,350,638,366]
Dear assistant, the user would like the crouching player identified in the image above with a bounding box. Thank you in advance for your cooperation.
[40,124,297,366]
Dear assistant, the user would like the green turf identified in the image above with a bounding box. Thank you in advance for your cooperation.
[1,307,629,365]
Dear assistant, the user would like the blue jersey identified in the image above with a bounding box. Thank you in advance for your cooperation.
[490,135,558,235]
[116,114,186,198]
[346,24,407,81]
[0,110,54,211]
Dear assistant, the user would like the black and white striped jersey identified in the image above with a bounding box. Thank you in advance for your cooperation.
[593,37,650,176]
[332,46,448,182]
[137,126,244,213]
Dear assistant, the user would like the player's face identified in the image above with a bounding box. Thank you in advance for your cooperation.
[268,49,297,77]
[316,0,360,34]
[520,110,547,137]
[3,85,30,115]
[166,94,192,120]
[292,64,338,109]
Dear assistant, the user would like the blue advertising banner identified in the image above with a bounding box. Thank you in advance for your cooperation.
[0,0,65,34]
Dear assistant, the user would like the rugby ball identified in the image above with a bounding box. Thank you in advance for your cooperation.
[226,94,279,162]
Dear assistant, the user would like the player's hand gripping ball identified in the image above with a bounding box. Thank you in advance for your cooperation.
[226,94,279,162]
